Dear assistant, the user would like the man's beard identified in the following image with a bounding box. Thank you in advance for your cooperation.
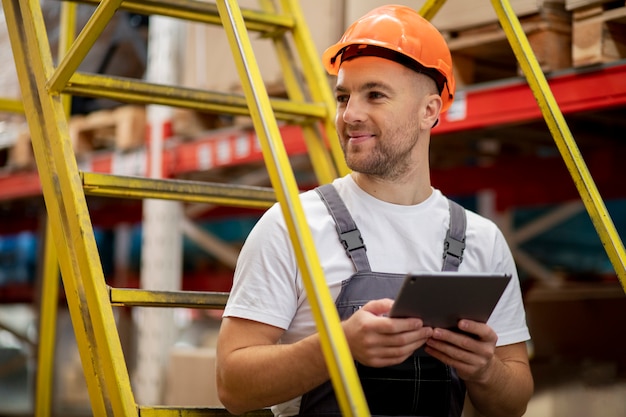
[342,130,419,181]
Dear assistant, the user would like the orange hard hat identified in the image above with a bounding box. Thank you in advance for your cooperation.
[323,4,455,112]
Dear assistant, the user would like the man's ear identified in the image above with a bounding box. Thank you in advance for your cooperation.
[422,94,442,130]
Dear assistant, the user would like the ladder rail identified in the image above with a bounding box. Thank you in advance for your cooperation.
[215,1,369,415]
[491,0,626,290]
[3,0,138,414]
[419,0,448,21]
[0,59,61,417]
[35,223,60,417]
[259,0,338,184]
[36,4,77,415]
[279,0,350,178]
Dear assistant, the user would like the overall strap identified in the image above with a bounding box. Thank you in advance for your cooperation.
[315,184,372,272]
[442,199,467,272]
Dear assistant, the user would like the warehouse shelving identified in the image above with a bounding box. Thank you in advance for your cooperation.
[1,61,624,306]
[1,59,625,206]
[1,1,625,415]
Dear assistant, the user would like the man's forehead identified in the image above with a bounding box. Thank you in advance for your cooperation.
[335,57,416,89]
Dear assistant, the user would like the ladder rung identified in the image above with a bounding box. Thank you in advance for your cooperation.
[76,0,294,33]
[81,172,276,209]
[0,98,24,114]
[110,287,229,308]
[65,73,327,122]
[137,406,273,416]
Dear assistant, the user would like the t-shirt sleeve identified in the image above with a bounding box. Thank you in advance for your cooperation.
[487,228,531,347]
[222,203,299,330]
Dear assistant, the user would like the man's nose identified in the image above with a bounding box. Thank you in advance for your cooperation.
[342,98,366,124]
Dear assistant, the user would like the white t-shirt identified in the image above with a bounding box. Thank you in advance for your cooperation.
[223,175,530,416]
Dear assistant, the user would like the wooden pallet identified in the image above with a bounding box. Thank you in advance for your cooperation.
[566,0,621,11]
[171,108,230,140]
[572,1,626,66]
[444,6,573,86]
[68,105,147,154]
[6,129,35,170]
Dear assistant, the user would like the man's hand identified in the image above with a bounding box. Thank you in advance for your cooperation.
[424,319,497,383]
[342,298,433,368]
[424,320,533,417]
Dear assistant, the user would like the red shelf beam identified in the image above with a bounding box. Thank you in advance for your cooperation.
[437,62,626,133]
[0,170,41,200]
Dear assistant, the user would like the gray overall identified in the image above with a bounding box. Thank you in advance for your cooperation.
[298,184,467,417]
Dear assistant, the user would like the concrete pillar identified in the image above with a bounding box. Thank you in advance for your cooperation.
[132,15,185,404]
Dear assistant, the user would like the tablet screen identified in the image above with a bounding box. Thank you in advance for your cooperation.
[389,272,511,329]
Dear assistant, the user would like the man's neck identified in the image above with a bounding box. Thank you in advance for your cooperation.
[350,171,432,206]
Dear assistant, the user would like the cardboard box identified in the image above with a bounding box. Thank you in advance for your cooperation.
[164,347,222,407]
[345,0,566,32]
[0,18,21,101]
[181,0,343,92]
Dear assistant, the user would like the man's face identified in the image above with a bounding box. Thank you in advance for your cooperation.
[334,56,435,181]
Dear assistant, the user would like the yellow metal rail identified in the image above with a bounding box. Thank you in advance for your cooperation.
[419,0,448,21]
[491,0,626,290]
[272,0,350,179]
[3,0,136,412]
[216,0,368,414]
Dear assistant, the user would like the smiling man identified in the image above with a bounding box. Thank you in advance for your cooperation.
[216,5,533,417]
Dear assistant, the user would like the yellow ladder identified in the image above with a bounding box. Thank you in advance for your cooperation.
[420,0,626,287]
[2,0,368,415]
[490,0,626,286]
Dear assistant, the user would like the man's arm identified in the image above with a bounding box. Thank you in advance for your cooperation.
[216,317,328,415]
[465,342,533,417]
[425,320,534,417]
[216,299,432,414]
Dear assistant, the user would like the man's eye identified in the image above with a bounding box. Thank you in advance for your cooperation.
[336,94,349,104]
[369,91,385,99]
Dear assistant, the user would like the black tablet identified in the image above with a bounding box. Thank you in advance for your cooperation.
[389,272,512,329]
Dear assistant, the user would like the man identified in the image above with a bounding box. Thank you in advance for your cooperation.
[216,5,533,417]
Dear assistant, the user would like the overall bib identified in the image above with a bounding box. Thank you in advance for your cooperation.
[298,184,467,417]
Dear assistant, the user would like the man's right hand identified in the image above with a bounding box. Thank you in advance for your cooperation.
[342,298,433,368]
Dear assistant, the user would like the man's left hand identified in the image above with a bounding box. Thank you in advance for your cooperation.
[424,319,497,384]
